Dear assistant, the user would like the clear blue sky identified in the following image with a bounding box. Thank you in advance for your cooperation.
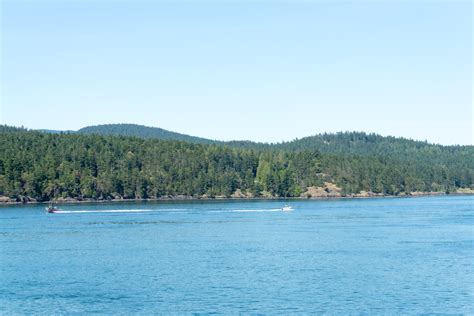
[1,0,472,145]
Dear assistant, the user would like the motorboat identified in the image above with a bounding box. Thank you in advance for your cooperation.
[45,202,61,213]
[281,205,294,212]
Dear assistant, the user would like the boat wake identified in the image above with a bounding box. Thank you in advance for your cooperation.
[210,208,284,213]
[50,209,153,214]
[48,208,291,214]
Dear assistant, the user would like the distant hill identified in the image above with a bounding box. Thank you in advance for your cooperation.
[74,124,457,153]
[1,124,472,202]
[275,132,442,154]
[77,124,217,144]
[71,124,473,170]
[38,123,473,161]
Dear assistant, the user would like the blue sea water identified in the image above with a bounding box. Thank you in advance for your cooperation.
[1,196,473,314]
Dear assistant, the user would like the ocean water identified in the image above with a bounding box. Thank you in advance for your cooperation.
[1,196,473,314]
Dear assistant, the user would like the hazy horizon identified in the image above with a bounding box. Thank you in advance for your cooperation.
[1,1,472,145]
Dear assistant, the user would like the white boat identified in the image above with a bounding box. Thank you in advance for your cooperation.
[281,205,294,212]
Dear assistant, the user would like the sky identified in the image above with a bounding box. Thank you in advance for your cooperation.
[0,0,472,145]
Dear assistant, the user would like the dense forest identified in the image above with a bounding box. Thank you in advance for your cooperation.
[0,125,472,202]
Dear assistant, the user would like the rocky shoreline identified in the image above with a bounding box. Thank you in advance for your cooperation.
[0,190,472,205]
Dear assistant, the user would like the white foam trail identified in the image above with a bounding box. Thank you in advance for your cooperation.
[209,208,285,213]
[49,208,291,214]
[232,208,285,213]
[51,209,151,214]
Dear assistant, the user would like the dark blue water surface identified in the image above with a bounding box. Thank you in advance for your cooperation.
[1,196,473,314]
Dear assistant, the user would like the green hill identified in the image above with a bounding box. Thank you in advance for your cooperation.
[77,123,217,144]
[75,124,469,163]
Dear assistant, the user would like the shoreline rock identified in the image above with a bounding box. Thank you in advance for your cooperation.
[301,182,343,198]
[0,190,472,205]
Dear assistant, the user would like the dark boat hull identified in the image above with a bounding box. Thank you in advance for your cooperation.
[46,207,61,213]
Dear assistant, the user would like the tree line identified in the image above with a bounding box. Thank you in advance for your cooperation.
[0,125,472,201]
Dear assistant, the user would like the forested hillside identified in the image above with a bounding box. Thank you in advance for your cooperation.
[0,126,320,201]
[75,124,474,193]
[1,125,472,202]
[74,124,472,166]
[78,124,215,144]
